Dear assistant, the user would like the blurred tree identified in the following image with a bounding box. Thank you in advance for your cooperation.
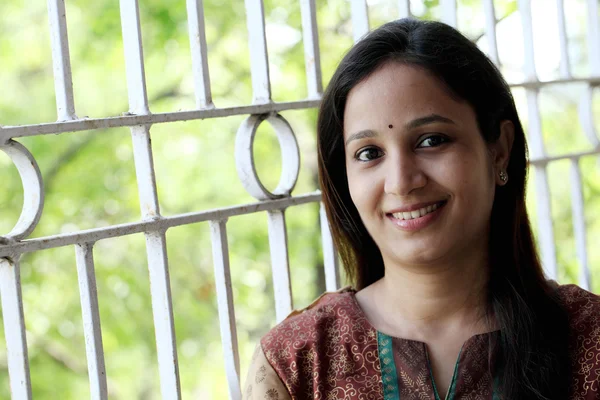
[0,0,598,398]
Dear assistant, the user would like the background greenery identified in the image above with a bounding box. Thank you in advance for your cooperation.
[0,0,598,398]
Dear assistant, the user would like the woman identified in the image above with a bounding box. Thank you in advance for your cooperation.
[243,19,600,399]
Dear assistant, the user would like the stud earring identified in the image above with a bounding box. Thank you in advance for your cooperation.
[499,170,508,183]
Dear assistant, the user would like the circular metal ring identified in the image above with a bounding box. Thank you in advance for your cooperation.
[0,140,44,240]
[235,113,300,200]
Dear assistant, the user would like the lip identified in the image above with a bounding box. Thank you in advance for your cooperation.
[386,200,448,231]
[386,199,447,214]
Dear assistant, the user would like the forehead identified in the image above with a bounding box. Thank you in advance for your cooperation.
[343,62,474,137]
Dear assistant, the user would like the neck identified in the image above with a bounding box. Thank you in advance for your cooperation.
[373,250,493,340]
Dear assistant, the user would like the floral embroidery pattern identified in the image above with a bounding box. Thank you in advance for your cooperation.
[261,288,383,399]
[558,285,600,399]
[264,388,279,399]
[257,285,599,399]
[255,365,267,384]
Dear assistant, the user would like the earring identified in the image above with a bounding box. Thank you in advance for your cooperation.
[499,170,508,183]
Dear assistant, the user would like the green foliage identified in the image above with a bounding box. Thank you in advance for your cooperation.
[0,0,598,398]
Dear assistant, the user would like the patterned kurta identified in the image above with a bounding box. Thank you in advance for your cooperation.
[243,284,600,400]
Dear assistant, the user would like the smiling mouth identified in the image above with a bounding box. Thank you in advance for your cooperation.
[388,200,447,221]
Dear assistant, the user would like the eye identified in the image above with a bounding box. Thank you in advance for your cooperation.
[417,134,449,148]
[355,147,384,162]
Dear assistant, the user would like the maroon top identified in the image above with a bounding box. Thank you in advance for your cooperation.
[260,284,600,399]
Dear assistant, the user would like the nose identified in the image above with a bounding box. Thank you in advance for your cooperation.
[383,152,427,196]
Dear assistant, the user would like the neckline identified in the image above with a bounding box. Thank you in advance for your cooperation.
[345,287,500,345]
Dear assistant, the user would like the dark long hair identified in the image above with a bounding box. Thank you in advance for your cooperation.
[317,19,570,399]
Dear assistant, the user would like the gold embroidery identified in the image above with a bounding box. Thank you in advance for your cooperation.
[260,289,383,399]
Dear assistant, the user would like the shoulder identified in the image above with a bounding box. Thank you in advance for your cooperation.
[259,286,380,396]
[554,284,600,396]
[261,286,361,350]
[554,283,600,331]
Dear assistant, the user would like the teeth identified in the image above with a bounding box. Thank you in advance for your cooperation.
[391,203,442,221]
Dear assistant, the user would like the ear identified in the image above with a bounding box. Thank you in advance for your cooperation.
[490,120,514,186]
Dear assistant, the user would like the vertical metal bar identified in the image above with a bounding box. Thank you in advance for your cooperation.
[75,243,108,400]
[143,230,181,399]
[131,125,181,399]
[398,0,411,19]
[556,0,571,79]
[186,0,213,109]
[120,1,180,396]
[209,220,242,400]
[532,165,557,280]
[267,209,293,322]
[319,203,339,292]
[518,0,538,81]
[47,0,77,121]
[483,0,500,66]
[0,257,32,399]
[131,126,161,216]
[300,0,323,99]
[119,0,150,115]
[569,159,591,290]
[440,0,457,28]
[351,0,369,43]
[244,0,271,104]
[526,90,558,280]
[587,0,600,76]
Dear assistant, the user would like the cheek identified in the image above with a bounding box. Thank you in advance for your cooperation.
[346,167,375,215]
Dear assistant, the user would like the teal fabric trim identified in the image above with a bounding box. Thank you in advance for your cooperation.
[428,359,442,400]
[492,375,502,400]
[377,332,400,400]
[445,350,461,400]
[427,348,462,400]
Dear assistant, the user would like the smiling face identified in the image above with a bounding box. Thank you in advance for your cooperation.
[343,62,501,269]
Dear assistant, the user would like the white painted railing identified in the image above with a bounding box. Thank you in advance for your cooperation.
[0,0,598,399]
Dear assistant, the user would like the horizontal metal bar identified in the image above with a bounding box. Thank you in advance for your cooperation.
[3,77,599,140]
[529,148,600,165]
[0,192,322,257]
[0,100,321,140]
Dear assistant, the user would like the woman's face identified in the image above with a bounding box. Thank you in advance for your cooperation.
[343,62,503,268]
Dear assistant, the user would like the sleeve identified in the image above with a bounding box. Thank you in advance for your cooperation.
[242,344,291,400]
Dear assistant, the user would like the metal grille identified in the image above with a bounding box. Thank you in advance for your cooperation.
[0,0,598,399]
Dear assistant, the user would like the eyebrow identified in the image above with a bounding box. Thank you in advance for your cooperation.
[344,114,456,146]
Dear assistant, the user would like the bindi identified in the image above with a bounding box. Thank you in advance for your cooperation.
[388,124,393,129]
